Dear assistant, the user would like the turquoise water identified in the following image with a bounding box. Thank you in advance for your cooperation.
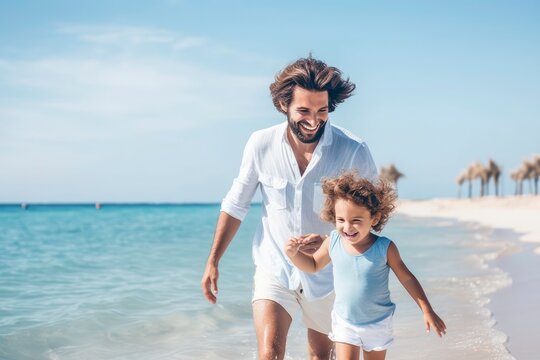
[0,204,515,359]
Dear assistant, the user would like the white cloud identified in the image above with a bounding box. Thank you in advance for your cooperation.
[56,24,206,49]
[0,51,271,144]
[173,36,207,50]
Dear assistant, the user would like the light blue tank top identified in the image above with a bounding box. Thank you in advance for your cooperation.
[329,230,395,325]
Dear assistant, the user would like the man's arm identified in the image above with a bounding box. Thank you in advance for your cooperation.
[201,133,259,304]
[201,211,242,304]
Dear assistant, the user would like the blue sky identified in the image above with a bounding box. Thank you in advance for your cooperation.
[1,0,539,202]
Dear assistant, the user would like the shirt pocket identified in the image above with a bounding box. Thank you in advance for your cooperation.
[259,174,287,210]
[313,182,324,215]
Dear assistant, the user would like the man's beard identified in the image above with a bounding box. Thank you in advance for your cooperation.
[287,117,327,144]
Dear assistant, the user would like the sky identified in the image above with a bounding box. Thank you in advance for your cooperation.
[1,0,539,202]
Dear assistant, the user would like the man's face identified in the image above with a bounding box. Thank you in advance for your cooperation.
[282,87,329,144]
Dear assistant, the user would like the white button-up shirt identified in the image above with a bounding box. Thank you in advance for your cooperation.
[221,121,378,300]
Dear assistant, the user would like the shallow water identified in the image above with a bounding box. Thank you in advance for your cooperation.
[0,204,515,359]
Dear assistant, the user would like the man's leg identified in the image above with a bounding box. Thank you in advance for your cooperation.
[307,328,334,360]
[335,342,360,360]
[253,299,293,360]
[299,291,335,360]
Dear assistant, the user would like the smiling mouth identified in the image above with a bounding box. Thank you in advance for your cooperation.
[343,231,359,239]
[299,122,320,132]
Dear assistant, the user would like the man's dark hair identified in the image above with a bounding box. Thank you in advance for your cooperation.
[270,55,356,114]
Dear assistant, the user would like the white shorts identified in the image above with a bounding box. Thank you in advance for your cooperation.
[252,267,334,334]
[329,311,394,352]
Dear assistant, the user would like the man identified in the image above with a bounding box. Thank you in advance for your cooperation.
[201,56,378,360]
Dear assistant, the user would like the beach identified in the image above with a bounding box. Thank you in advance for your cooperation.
[0,203,524,359]
[398,196,540,360]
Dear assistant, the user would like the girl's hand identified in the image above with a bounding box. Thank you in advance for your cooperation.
[297,234,325,255]
[285,237,302,258]
[424,311,447,337]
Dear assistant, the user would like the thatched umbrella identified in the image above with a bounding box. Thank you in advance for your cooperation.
[379,164,404,188]
[533,155,540,195]
[470,161,490,197]
[522,160,535,194]
[465,163,477,198]
[456,171,467,198]
[510,169,519,195]
[510,165,527,196]
[487,159,502,196]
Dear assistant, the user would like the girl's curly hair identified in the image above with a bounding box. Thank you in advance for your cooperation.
[320,171,397,232]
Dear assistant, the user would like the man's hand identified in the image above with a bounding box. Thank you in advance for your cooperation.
[201,263,219,304]
[297,234,325,255]
[285,237,302,258]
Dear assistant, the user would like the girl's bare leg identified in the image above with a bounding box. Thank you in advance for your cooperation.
[363,349,386,360]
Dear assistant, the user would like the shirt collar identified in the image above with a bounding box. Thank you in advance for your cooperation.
[319,120,333,147]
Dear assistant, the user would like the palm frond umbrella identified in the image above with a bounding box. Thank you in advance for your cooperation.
[470,161,490,197]
[487,159,502,197]
[456,171,467,198]
[379,164,404,188]
[522,160,535,194]
[531,155,540,195]
[510,166,527,196]
[466,163,477,198]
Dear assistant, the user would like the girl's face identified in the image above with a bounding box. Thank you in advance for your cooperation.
[334,198,380,247]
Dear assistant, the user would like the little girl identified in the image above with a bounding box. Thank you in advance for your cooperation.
[285,171,446,360]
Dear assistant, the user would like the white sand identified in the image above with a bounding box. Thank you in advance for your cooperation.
[398,196,540,253]
[397,196,540,359]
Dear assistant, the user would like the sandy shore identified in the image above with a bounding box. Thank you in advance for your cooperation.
[398,196,540,360]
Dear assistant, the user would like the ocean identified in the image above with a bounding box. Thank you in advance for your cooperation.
[0,204,516,359]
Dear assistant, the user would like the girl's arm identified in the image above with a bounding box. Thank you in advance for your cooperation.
[285,234,331,273]
[387,241,447,337]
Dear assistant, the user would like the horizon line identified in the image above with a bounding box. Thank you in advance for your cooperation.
[0,202,263,206]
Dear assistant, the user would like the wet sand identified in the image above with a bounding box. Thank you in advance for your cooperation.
[398,196,540,359]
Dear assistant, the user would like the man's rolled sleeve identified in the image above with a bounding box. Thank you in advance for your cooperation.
[221,177,258,221]
[220,135,259,221]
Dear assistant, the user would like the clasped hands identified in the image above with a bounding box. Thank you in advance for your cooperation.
[285,233,325,257]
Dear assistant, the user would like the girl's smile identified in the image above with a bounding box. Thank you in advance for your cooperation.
[342,230,359,240]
